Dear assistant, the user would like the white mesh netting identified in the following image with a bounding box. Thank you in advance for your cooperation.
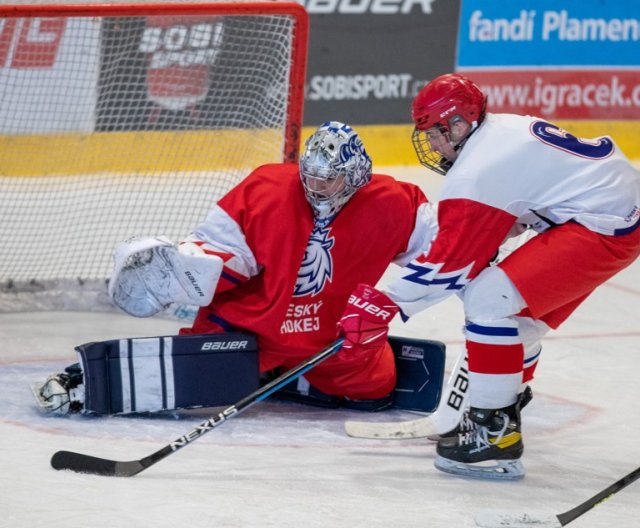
[0,3,306,312]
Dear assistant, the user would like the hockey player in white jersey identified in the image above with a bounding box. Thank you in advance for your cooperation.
[341,73,640,480]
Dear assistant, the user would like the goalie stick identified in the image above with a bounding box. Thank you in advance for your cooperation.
[51,337,345,477]
[475,466,640,527]
[344,350,469,439]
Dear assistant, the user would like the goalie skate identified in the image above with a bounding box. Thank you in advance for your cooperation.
[31,368,84,416]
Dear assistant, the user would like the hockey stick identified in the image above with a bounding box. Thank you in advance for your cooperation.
[344,351,469,439]
[51,337,345,477]
[475,466,640,527]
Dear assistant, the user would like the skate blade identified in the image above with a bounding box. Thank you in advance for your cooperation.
[434,454,525,481]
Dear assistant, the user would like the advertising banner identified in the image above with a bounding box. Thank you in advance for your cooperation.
[457,0,640,120]
[302,0,460,125]
[464,70,640,121]
[96,15,228,132]
[0,17,99,134]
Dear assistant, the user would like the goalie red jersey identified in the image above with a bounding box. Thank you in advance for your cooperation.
[180,163,434,395]
[31,121,438,417]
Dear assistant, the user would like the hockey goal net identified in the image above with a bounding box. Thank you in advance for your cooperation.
[0,2,308,314]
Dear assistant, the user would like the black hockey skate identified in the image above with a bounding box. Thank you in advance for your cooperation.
[434,390,529,481]
[430,385,533,442]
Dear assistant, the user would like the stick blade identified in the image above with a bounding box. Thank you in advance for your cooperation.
[51,450,144,477]
[344,416,437,439]
[475,510,562,528]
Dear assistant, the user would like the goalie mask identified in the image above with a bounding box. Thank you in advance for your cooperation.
[411,73,486,175]
[300,121,372,221]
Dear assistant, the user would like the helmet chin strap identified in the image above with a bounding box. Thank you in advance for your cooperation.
[448,119,480,160]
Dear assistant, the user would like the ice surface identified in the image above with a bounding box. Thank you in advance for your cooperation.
[1,167,639,527]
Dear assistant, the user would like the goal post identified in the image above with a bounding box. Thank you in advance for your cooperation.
[0,2,308,314]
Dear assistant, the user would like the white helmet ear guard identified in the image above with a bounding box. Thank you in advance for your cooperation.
[300,121,372,219]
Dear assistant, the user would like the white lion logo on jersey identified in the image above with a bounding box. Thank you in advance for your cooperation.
[294,226,334,297]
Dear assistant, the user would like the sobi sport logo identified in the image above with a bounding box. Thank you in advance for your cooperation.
[138,17,225,110]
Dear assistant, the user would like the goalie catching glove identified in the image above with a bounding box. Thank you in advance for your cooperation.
[109,236,223,317]
[337,284,399,357]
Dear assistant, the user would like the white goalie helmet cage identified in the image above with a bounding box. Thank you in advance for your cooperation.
[299,121,372,219]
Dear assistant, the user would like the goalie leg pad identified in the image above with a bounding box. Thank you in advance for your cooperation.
[76,333,258,414]
[388,336,446,413]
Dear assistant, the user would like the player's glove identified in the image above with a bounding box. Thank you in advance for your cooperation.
[337,284,399,357]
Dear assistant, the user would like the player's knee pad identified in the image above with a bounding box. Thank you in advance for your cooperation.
[76,333,258,414]
[463,266,527,322]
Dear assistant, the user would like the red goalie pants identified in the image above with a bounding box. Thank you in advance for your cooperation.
[500,221,640,329]
[260,341,397,400]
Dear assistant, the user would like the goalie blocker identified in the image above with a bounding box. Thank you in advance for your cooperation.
[32,334,445,415]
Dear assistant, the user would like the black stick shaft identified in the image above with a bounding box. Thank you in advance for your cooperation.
[557,466,640,526]
[51,337,345,477]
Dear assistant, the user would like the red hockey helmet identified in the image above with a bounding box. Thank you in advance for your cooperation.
[411,74,486,174]
[412,73,486,132]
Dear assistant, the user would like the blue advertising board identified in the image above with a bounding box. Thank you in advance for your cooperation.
[457,0,640,122]
[458,0,640,68]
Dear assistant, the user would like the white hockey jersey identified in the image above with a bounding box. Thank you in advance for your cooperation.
[386,113,640,318]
